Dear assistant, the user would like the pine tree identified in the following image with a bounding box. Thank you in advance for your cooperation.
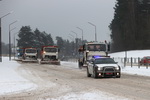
[34,28,42,47]
[17,26,35,48]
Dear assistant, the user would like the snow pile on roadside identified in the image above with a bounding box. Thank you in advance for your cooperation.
[109,50,150,58]
[49,90,130,100]
[0,57,37,95]
[121,66,150,77]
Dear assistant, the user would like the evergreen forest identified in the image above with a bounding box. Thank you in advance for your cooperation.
[109,0,150,52]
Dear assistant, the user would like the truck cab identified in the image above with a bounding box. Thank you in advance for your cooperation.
[23,47,38,60]
[78,41,110,68]
[40,46,60,65]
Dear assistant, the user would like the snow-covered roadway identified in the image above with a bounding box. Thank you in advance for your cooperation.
[0,58,150,100]
[1,50,150,100]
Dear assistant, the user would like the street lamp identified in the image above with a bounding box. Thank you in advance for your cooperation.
[69,33,75,41]
[68,34,75,57]
[13,32,18,59]
[0,11,12,62]
[76,27,83,45]
[71,31,78,57]
[68,35,74,42]
[71,31,78,39]
[9,20,18,61]
[88,22,97,42]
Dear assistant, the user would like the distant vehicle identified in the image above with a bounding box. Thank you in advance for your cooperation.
[17,48,24,60]
[87,56,121,78]
[22,47,38,61]
[139,56,150,65]
[40,46,60,65]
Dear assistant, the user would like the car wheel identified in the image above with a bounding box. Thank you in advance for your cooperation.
[116,75,121,78]
[93,68,98,78]
[87,67,91,77]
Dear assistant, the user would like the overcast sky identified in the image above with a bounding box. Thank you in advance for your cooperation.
[0,0,116,44]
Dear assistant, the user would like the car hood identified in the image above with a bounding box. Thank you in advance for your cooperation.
[96,64,118,68]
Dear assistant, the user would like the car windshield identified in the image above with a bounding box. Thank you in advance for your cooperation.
[94,58,116,64]
[26,49,37,53]
[44,48,57,52]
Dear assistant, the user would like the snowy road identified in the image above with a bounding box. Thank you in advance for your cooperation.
[0,61,150,100]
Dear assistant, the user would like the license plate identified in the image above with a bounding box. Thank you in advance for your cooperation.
[106,73,113,75]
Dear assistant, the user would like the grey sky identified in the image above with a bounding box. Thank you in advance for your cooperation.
[0,0,116,44]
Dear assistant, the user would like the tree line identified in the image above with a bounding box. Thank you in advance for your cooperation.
[109,0,150,52]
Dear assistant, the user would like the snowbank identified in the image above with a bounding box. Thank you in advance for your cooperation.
[0,57,37,95]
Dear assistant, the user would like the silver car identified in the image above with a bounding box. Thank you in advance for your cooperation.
[87,56,121,78]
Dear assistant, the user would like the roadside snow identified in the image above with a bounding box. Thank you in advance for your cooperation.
[109,50,150,58]
[0,57,37,95]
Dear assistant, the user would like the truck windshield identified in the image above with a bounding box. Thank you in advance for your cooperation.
[44,48,57,52]
[26,49,37,53]
[17,49,23,53]
[88,44,106,51]
[17,49,24,56]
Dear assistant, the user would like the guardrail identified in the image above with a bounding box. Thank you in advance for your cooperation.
[113,57,150,69]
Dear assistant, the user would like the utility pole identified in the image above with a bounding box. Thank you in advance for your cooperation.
[0,12,12,62]
[76,27,83,45]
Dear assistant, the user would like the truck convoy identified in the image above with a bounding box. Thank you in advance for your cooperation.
[39,46,60,65]
[16,46,60,65]
[78,41,110,68]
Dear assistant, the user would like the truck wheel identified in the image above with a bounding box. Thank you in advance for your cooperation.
[78,62,82,69]
[87,67,91,77]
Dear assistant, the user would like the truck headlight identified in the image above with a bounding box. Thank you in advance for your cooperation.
[43,51,46,54]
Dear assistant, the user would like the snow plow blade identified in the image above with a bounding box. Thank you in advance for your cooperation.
[14,59,23,61]
[39,60,60,65]
[22,60,38,63]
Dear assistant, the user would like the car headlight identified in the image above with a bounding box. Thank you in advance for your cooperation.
[115,66,120,70]
[97,67,103,70]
